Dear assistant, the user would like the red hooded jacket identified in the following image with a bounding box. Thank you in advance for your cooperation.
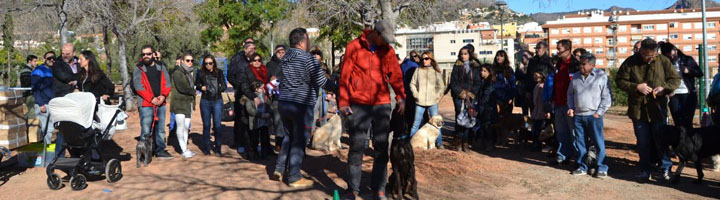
[338,30,406,107]
[133,63,172,107]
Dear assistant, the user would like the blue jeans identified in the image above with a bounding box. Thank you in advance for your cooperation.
[410,104,441,146]
[139,106,167,154]
[200,99,223,153]
[554,105,575,162]
[574,115,608,172]
[632,120,672,173]
[274,101,314,183]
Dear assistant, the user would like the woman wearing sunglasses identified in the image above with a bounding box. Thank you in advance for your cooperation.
[195,54,227,156]
[247,53,274,156]
[409,52,449,148]
[170,53,197,158]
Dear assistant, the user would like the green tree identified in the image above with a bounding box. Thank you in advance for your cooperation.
[196,0,290,57]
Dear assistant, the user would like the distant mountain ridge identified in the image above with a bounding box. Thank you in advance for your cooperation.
[530,0,720,24]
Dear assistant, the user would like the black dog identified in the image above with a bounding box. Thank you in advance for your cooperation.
[584,144,598,175]
[135,136,153,168]
[386,107,419,200]
[662,125,720,184]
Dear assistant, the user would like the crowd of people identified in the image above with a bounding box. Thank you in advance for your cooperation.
[16,19,720,199]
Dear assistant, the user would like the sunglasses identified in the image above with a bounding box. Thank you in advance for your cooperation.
[142,53,153,56]
[423,57,431,61]
[251,59,261,62]
[185,59,194,62]
[45,57,55,61]
[461,53,469,55]
[205,62,214,65]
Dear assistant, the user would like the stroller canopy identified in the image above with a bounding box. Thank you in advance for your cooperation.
[49,92,97,129]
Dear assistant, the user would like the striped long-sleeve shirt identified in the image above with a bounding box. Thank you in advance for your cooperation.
[278,47,337,106]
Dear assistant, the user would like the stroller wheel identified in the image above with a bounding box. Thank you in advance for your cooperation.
[70,174,88,191]
[105,159,122,183]
[47,173,63,190]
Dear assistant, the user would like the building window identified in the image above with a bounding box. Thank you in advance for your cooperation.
[644,36,655,40]
[561,28,570,34]
[670,22,678,28]
[618,37,628,43]
[595,48,604,54]
[642,25,654,30]
[709,33,717,40]
[670,34,679,39]
[594,26,603,33]
[552,39,559,44]
[595,37,602,44]
[710,45,717,51]
[684,34,692,40]
[597,59,604,65]
[450,40,456,44]
[619,47,628,53]
[620,58,626,63]
[451,52,456,56]
[608,60,615,67]
[657,24,668,30]
[709,22,717,28]
[618,26,627,32]
[478,50,493,55]
[695,22,703,29]
[462,39,474,43]
[657,35,668,42]
[710,56,718,62]
[573,27,581,33]
[583,27,592,33]
[551,29,559,34]
[584,38,592,44]
[684,45,693,52]
[695,34,703,40]
[683,23,692,29]
[607,38,616,45]
[572,38,581,45]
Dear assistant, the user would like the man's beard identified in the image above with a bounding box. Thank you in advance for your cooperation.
[142,58,154,66]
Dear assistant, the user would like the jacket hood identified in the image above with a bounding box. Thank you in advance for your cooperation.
[282,47,304,63]
[271,54,282,62]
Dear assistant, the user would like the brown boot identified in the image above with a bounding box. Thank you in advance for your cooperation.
[454,137,462,151]
[463,140,470,152]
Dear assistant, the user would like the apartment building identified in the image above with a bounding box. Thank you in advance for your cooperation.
[543,8,720,71]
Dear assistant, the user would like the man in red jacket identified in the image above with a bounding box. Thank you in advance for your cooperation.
[339,20,406,200]
[133,44,174,159]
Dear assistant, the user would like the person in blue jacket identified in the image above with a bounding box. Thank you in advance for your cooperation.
[492,50,516,116]
[32,51,56,146]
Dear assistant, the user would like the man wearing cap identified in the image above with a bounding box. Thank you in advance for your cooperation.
[339,20,406,200]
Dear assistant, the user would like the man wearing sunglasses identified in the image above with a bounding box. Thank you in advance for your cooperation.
[53,43,83,98]
[133,44,174,159]
[615,38,681,181]
[32,51,57,146]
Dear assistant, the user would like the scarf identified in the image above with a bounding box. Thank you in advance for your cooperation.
[180,64,195,87]
[251,65,269,84]
[463,61,470,74]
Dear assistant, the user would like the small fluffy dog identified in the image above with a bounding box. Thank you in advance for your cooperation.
[135,136,153,168]
[411,115,444,150]
[492,114,529,146]
[311,113,342,152]
[387,107,419,199]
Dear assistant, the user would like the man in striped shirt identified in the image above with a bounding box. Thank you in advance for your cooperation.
[272,28,337,188]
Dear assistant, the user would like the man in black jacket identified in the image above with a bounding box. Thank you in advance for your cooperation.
[227,40,263,156]
[53,43,83,98]
[21,55,37,118]
[267,45,286,80]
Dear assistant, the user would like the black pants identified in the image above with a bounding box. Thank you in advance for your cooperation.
[669,92,697,127]
[347,104,392,193]
[249,127,272,154]
[234,101,248,149]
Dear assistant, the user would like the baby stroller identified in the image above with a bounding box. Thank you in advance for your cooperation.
[45,92,125,190]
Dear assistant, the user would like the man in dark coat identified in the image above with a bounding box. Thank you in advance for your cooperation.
[53,43,84,98]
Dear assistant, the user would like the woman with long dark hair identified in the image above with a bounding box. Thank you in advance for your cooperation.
[196,55,227,155]
[77,50,114,100]
[409,52,448,148]
[450,46,482,151]
[170,53,197,158]
[660,42,703,128]
[474,64,498,151]
[492,50,516,116]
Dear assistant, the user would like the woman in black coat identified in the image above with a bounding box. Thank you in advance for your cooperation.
[473,64,498,152]
[450,46,483,151]
[77,50,114,101]
[195,54,227,155]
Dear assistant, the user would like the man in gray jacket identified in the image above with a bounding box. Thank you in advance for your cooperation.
[567,53,611,178]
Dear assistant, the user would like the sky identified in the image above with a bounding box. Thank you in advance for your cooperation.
[508,0,686,14]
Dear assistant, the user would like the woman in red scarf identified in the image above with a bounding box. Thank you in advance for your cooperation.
[249,53,269,84]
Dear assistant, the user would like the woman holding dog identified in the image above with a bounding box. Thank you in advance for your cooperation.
[170,53,197,158]
[195,54,227,156]
[450,46,483,152]
[409,52,448,148]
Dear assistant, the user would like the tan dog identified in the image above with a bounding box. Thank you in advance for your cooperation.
[311,113,342,152]
[492,114,530,146]
[411,115,444,150]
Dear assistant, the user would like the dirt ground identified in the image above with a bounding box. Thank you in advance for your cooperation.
[1,96,720,200]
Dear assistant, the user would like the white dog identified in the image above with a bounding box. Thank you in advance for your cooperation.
[312,113,343,152]
[410,115,444,150]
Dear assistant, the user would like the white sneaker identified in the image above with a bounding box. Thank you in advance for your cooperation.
[181,151,195,158]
